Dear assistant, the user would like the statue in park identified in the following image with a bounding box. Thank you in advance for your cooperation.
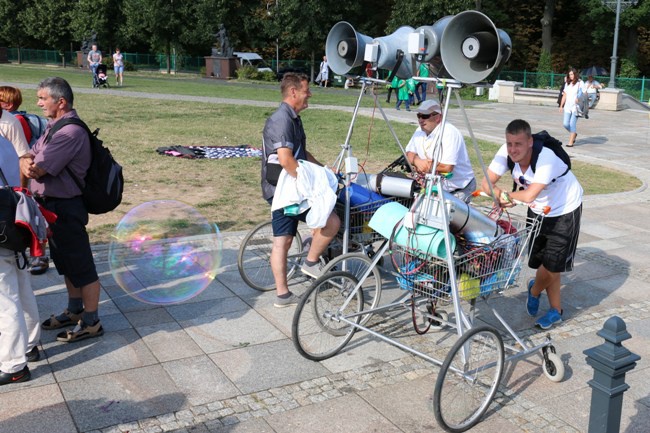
[80,30,97,52]
[212,24,232,57]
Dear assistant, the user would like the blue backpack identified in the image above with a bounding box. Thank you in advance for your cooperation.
[12,111,48,148]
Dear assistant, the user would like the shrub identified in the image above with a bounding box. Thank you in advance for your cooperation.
[619,57,640,78]
[235,66,277,82]
[235,65,258,80]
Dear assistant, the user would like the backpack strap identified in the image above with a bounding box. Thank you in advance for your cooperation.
[44,118,93,192]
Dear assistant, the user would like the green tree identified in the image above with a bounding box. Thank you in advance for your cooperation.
[19,0,76,52]
[0,0,34,61]
[269,0,361,78]
[122,0,186,73]
[69,0,124,53]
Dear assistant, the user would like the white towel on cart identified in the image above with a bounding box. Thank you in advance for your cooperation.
[271,160,338,229]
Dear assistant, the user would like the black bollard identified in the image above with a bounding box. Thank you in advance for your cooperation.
[583,316,640,433]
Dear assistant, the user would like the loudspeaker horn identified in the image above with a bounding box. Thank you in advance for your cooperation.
[440,10,512,83]
[373,26,415,78]
[413,15,453,63]
[325,21,373,75]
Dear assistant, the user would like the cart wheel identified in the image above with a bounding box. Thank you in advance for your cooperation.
[433,326,505,433]
[237,221,303,291]
[292,271,364,361]
[429,309,449,332]
[322,253,381,325]
[542,351,565,383]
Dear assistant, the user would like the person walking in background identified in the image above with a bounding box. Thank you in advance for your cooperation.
[385,75,399,104]
[112,48,124,86]
[481,119,583,329]
[319,56,329,88]
[261,73,340,307]
[0,139,42,385]
[557,74,567,107]
[20,77,104,342]
[415,62,430,105]
[87,44,102,86]
[407,77,419,106]
[559,68,583,147]
[395,79,411,111]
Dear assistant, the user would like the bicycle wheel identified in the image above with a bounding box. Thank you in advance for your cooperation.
[237,221,303,291]
[322,252,381,325]
[292,271,364,361]
[433,326,505,433]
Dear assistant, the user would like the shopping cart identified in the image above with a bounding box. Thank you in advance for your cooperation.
[291,79,565,432]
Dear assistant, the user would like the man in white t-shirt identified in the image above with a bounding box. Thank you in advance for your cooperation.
[481,119,583,330]
[405,100,476,202]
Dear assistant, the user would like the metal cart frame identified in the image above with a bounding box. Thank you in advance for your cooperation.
[291,78,565,432]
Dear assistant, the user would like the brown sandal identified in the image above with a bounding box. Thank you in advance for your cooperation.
[41,309,84,330]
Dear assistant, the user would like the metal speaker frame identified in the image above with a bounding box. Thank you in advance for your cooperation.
[440,10,512,84]
[325,21,373,76]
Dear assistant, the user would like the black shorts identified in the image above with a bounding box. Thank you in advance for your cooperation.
[528,205,582,273]
[40,196,98,287]
[271,207,309,237]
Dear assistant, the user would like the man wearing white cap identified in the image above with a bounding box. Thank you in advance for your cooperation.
[405,100,476,202]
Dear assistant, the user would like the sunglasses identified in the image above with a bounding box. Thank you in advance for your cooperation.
[518,176,529,186]
[417,113,439,120]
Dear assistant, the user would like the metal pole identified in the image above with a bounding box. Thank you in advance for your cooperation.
[608,0,622,88]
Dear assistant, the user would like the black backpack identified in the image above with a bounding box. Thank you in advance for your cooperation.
[46,118,124,214]
[0,169,30,267]
[507,130,571,191]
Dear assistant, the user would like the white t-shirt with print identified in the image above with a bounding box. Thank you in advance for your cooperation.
[488,144,583,217]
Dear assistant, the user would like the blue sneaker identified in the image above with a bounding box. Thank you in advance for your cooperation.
[536,308,563,330]
[526,279,540,316]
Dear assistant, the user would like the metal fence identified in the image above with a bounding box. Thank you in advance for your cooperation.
[4,48,648,101]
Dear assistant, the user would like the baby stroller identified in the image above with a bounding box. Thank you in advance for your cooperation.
[93,64,110,88]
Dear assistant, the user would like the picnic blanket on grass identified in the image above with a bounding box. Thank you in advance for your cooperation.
[156,145,262,159]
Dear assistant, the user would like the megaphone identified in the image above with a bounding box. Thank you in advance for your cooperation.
[325,21,373,75]
[440,10,511,83]
[371,26,415,78]
[413,16,453,63]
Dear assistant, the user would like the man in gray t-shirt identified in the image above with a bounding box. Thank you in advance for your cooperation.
[261,73,340,308]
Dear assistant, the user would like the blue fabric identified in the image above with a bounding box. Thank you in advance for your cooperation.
[562,111,578,133]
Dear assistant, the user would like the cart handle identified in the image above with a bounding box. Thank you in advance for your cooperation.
[472,190,551,215]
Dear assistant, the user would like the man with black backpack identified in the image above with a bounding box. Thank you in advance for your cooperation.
[20,77,104,343]
[481,119,583,330]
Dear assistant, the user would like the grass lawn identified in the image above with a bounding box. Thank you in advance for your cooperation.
[1,65,640,244]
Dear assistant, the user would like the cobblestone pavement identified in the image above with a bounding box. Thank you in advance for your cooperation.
[1,79,649,433]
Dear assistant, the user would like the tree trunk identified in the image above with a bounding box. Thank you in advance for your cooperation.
[311,50,315,82]
[474,1,481,11]
[166,40,171,74]
[540,0,555,53]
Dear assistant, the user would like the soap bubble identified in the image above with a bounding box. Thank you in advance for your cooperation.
[109,200,222,305]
